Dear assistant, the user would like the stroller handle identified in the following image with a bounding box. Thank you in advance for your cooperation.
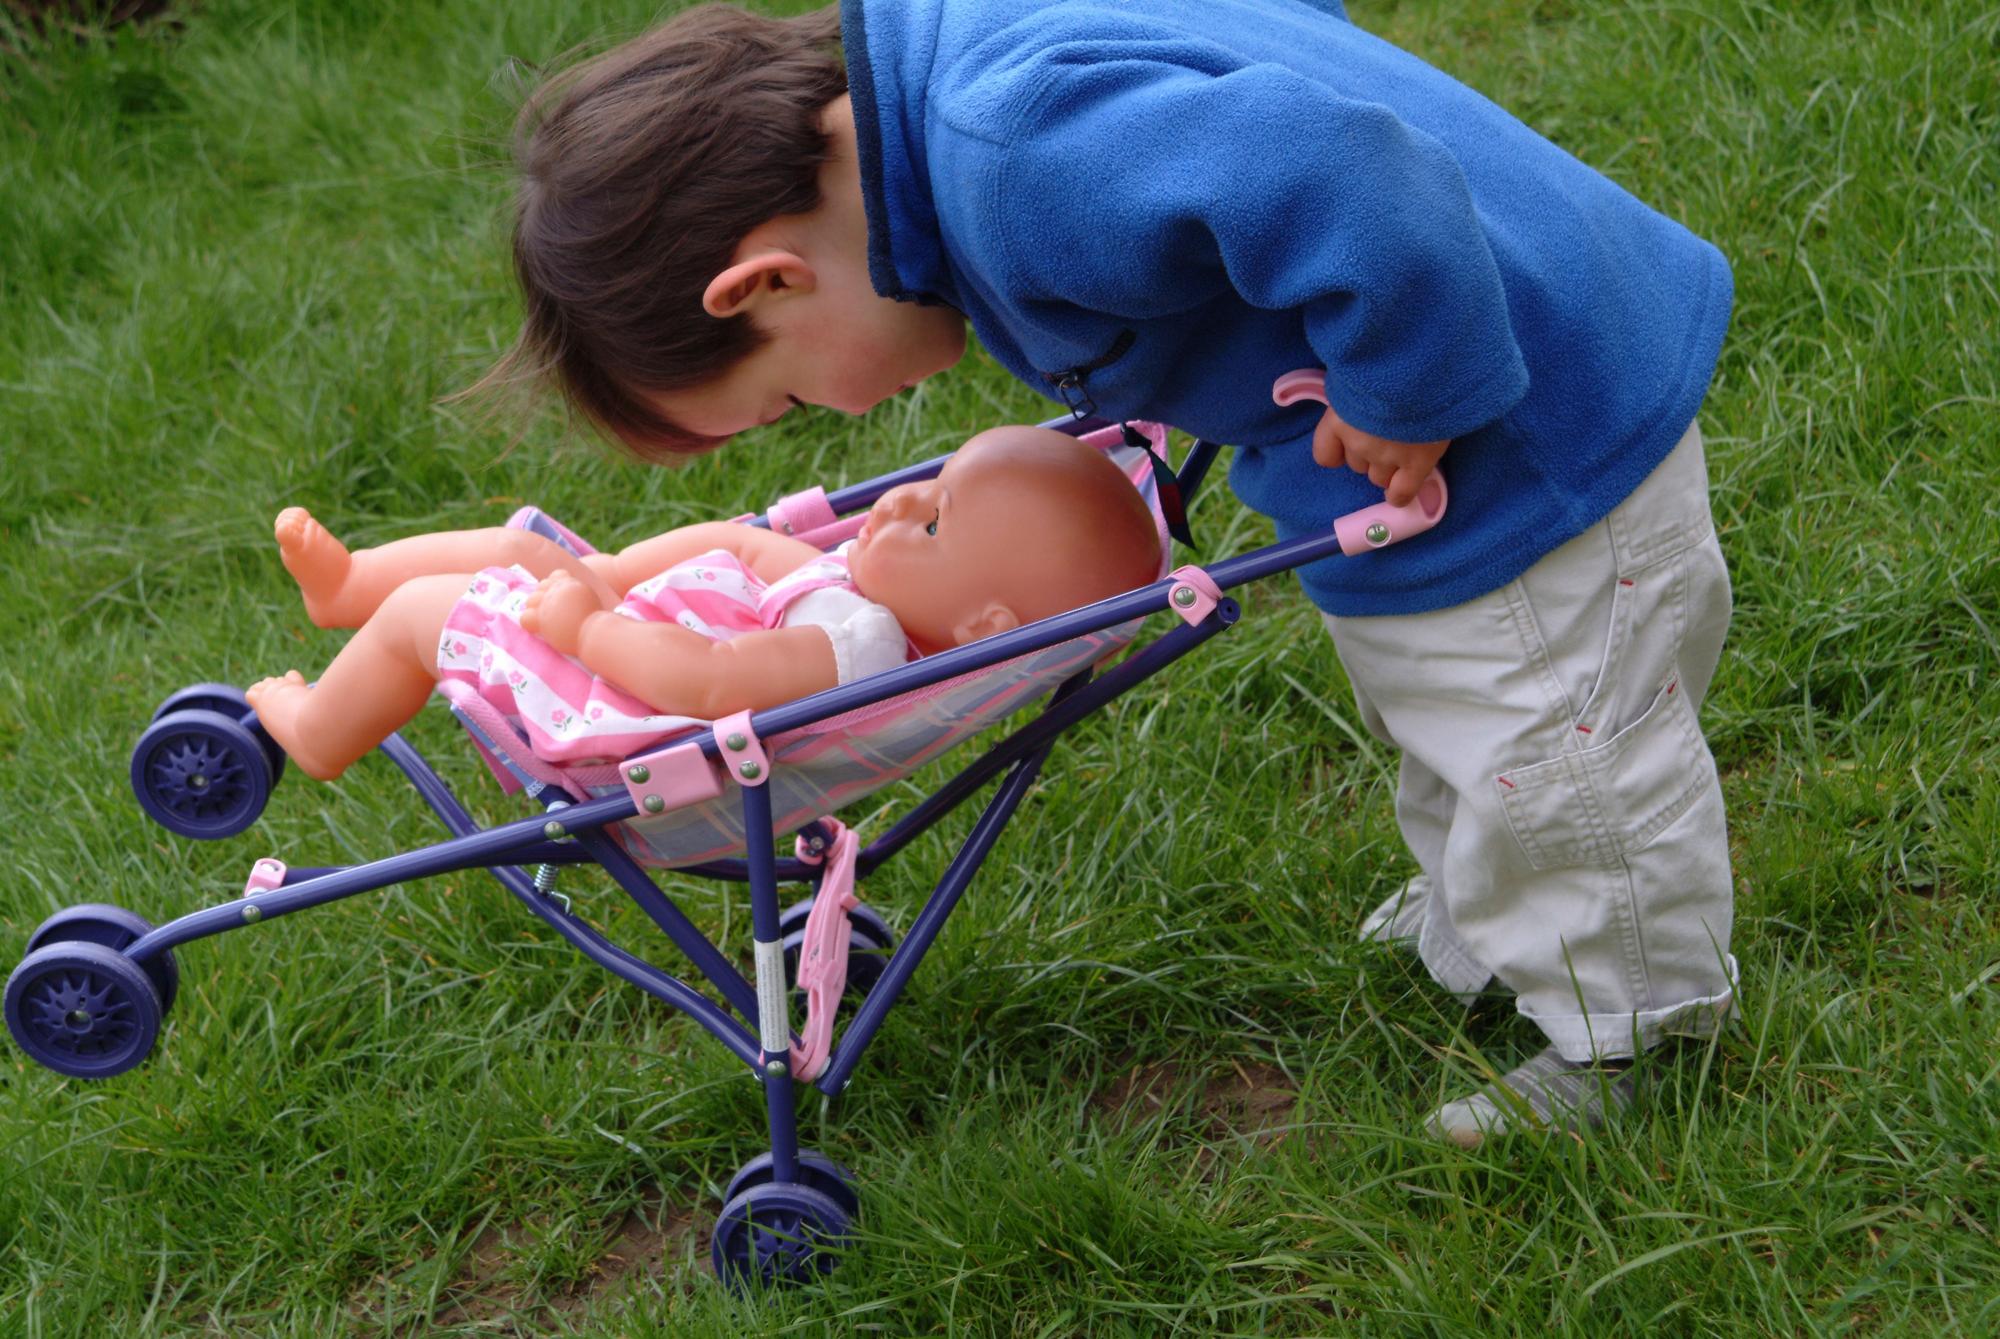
[1273,369,1449,555]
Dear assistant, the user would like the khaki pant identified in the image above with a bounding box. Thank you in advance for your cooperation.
[1324,422,1736,1060]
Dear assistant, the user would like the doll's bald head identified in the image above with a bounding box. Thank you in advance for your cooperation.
[848,426,1163,653]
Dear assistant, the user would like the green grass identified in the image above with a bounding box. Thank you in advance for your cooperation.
[2,0,1995,1332]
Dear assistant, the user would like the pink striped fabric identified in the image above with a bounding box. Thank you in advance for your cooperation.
[436,548,874,767]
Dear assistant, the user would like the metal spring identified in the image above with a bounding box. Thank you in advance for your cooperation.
[532,864,570,915]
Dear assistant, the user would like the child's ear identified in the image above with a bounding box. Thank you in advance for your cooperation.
[701,252,816,318]
[950,602,1020,646]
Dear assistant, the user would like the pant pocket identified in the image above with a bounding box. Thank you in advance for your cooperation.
[1494,673,1715,871]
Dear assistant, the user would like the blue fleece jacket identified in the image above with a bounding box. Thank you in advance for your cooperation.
[843,0,1733,616]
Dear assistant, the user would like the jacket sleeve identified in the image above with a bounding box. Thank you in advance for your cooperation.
[953,36,1527,443]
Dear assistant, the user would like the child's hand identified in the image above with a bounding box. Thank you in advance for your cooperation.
[521,572,606,655]
[1312,405,1449,507]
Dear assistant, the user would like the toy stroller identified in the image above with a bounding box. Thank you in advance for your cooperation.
[5,372,1445,1289]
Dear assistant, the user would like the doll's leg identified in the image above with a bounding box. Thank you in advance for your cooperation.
[277,508,618,628]
[247,573,467,781]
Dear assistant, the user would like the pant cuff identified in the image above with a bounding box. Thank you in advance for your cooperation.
[1518,955,1739,1062]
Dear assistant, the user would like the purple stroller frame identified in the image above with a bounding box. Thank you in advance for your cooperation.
[16,389,1448,1286]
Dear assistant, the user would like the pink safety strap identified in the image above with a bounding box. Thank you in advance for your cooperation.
[787,818,861,1082]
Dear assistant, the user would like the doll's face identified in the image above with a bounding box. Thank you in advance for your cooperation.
[846,427,1163,656]
[845,452,1000,655]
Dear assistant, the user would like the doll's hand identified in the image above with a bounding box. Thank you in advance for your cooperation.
[1312,404,1449,507]
[521,572,606,655]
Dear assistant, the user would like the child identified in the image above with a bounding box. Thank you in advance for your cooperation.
[481,1,1737,1145]
[246,425,1160,781]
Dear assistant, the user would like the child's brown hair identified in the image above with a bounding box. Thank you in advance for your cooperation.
[481,5,845,458]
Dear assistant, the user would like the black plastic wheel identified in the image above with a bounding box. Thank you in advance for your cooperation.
[5,941,162,1079]
[711,1180,852,1290]
[722,1150,861,1221]
[25,904,178,1015]
[149,684,286,785]
[130,708,273,840]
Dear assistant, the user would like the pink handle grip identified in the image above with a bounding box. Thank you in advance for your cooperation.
[1273,368,1449,555]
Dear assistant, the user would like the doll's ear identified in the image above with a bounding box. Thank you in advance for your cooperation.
[701,252,815,318]
[951,602,1020,646]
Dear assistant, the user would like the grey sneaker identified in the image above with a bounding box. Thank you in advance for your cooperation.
[1425,1046,1637,1148]
[1359,874,1431,945]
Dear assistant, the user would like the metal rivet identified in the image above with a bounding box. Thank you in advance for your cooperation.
[643,795,665,814]
[725,732,748,752]
[68,1010,91,1028]
[764,1059,787,1077]
[242,904,262,924]
[1366,522,1391,545]
[543,820,566,840]
[189,774,208,791]
[739,761,762,780]
[627,764,650,784]
[1172,586,1197,608]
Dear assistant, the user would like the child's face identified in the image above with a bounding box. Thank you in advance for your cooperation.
[647,271,965,438]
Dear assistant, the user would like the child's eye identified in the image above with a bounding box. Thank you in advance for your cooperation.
[925,513,938,536]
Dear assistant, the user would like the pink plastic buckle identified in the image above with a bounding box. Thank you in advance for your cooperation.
[767,487,838,538]
[788,820,862,1082]
[620,739,724,818]
[244,857,286,897]
[1166,564,1223,626]
[713,710,771,788]
[1272,367,1451,553]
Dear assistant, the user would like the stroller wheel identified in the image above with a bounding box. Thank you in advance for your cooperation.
[25,904,178,1015]
[149,684,287,786]
[150,681,249,722]
[711,1180,851,1290]
[5,941,163,1079]
[722,1149,861,1221]
[131,709,273,840]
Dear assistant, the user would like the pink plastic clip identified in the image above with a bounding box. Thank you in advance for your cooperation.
[1272,368,1450,554]
[788,820,862,1082]
[713,710,771,788]
[1166,564,1223,626]
[244,857,286,897]
[767,487,838,538]
[620,738,724,818]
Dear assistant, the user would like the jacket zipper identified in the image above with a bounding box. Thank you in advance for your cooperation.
[1044,328,1136,420]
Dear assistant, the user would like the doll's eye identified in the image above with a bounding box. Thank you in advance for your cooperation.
[925,513,939,536]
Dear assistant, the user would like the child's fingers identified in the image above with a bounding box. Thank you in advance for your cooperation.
[1311,408,1347,470]
[1385,464,1426,507]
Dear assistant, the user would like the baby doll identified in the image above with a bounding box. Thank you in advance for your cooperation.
[246,425,1161,781]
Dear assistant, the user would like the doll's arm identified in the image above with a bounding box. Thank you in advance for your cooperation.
[567,611,839,718]
[586,522,826,594]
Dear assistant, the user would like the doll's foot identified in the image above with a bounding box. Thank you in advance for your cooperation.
[246,670,348,781]
[275,508,360,628]
[521,572,604,655]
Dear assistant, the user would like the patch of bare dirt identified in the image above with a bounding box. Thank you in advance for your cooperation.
[352,1188,710,1335]
[1094,1057,1299,1153]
